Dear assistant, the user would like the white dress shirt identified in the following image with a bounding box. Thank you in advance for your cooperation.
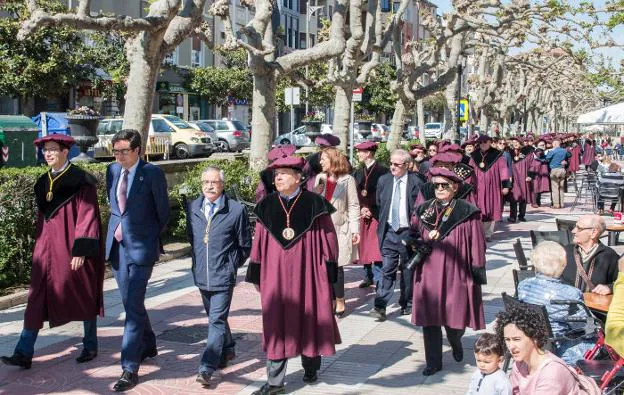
[388,173,409,229]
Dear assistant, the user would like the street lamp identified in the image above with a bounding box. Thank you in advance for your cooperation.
[455,56,466,143]
[305,1,324,114]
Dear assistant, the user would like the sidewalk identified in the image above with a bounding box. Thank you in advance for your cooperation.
[0,185,608,394]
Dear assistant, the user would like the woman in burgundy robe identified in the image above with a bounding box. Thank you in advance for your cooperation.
[567,143,581,173]
[529,140,551,207]
[583,138,596,166]
[410,167,486,376]
[509,143,535,221]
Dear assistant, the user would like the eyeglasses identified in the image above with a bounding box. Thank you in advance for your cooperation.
[42,148,61,154]
[201,180,223,186]
[112,148,135,156]
[390,162,405,167]
[428,149,437,153]
[574,225,593,232]
[433,182,452,190]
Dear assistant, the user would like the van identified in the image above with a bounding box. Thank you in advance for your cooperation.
[424,122,444,139]
[96,115,214,159]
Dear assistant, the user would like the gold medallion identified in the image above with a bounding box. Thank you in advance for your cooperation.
[479,162,485,169]
[361,190,368,197]
[46,191,53,202]
[282,227,295,240]
[429,229,440,240]
[514,156,519,161]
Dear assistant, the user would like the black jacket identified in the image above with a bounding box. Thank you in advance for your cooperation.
[562,243,620,292]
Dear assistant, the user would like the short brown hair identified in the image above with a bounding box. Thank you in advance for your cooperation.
[320,147,351,176]
[474,333,503,357]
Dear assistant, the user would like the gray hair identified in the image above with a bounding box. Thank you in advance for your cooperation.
[391,149,412,164]
[202,166,225,183]
[531,241,567,278]
[590,215,606,239]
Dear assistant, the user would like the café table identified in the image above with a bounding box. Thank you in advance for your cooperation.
[606,223,624,246]
[584,292,613,313]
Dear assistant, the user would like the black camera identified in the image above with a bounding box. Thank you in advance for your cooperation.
[401,237,432,271]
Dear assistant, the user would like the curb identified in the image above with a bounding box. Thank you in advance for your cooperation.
[0,244,192,312]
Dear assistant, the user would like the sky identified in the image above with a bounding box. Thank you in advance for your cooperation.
[431,0,623,69]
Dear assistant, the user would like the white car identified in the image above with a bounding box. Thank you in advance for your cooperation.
[424,122,444,139]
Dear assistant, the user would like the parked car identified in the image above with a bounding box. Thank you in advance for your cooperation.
[424,122,444,139]
[197,119,251,152]
[274,126,311,147]
[96,115,214,159]
[188,121,220,151]
[407,125,419,140]
[370,123,390,141]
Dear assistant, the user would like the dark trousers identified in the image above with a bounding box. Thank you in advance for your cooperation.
[267,355,321,386]
[509,199,527,220]
[534,192,542,206]
[111,241,156,374]
[363,262,382,282]
[332,267,345,299]
[374,228,413,310]
[15,320,97,359]
[198,288,236,374]
[422,326,465,369]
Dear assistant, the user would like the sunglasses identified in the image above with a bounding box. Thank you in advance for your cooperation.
[433,182,452,190]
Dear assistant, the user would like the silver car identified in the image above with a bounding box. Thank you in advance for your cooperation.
[274,126,312,147]
[188,121,220,151]
[197,119,251,152]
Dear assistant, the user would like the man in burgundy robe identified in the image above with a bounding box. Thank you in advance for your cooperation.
[529,139,551,207]
[508,137,535,222]
[246,155,341,395]
[353,141,388,288]
[1,135,104,370]
[468,135,511,241]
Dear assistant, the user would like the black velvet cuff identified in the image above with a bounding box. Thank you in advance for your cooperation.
[245,262,261,285]
[502,180,512,189]
[72,237,100,257]
[471,267,487,285]
[527,171,536,179]
[326,261,338,283]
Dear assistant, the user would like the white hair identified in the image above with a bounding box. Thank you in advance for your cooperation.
[202,166,225,183]
[391,149,412,164]
[531,241,566,278]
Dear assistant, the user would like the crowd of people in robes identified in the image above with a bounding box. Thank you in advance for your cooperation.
[5,127,624,394]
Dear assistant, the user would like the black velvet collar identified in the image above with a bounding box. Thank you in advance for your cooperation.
[34,164,97,220]
[470,148,504,172]
[416,198,480,241]
[254,190,336,249]
[521,146,535,155]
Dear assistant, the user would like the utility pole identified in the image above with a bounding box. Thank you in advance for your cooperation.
[455,61,463,144]
[305,1,323,115]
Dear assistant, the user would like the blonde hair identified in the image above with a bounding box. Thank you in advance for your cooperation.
[531,241,567,278]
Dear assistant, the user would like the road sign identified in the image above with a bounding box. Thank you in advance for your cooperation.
[353,87,363,102]
[285,87,301,105]
[459,99,469,121]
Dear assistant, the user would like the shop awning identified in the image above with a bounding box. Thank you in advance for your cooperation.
[576,102,624,125]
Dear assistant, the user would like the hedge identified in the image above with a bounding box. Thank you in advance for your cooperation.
[0,159,258,289]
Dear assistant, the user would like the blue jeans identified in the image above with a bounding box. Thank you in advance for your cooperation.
[374,228,413,310]
[15,319,97,359]
[111,242,156,374]
[199,288,236,374]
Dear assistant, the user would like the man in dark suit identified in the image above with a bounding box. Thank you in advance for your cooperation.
[186,166,252,386]
[105,129,170,392]
[370,149,424,321]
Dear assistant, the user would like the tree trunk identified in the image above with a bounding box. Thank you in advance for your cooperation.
[480,110,489,135]
[444,82,457,141]
[332,85,352,153]
[417,99,425,142]
[122,33,165,151]
[249,71,277,171]
[387,100,406,151]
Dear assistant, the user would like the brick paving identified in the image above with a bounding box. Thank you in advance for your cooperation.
[0,180,617,394]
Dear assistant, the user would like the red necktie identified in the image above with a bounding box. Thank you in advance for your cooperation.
[114,170,128,242]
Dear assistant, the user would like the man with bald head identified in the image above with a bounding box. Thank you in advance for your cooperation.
[561,214,620,295]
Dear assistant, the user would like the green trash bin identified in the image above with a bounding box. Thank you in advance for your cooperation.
[0,116,40,168]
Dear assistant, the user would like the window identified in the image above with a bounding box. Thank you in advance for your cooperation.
[191,36,202,68]
[151,119,171,133]
[110,120,123,133]
[381,0,390,12]
[294,19,299,49]
[216,121,230,130]
[164,48,178,65]
[164,115,192,129]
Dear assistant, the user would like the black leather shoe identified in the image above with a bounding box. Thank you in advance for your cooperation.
[196,371,212,386]
[1,353,32,369]
[113,370,138,392]
[218,350,236,368]
[369,307,387,321]
[141,346,158,362]
[251,383,286,395]
[76,349,97,363]
[507,217,516,223]
[358,278,374,288]
[303,371,318,383]
[400,307,412,316]
[452,346,464,362]
[422,365,442,376]
[518,217,527,222]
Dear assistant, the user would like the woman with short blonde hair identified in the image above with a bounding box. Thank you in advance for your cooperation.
[530,241,566,278]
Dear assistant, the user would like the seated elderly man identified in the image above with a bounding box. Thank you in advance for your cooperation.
[561,214,620,295]
[518,241,596,366]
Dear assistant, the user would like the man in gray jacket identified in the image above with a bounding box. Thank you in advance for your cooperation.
[186,166,252,386]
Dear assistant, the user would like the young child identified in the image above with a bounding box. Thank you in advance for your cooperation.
[466,333,512,395]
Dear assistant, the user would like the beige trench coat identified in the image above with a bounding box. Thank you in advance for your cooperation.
[314,173,360,267]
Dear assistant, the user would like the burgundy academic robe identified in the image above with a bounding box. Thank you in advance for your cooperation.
[25,166,105,330]
[568,145,581,173]
[583,140,596,166]
[353,162,388,264]
[530,149,551,194]
[250,192,341,360]
[469,149,510,222]
[411,199,486,330]
[511,151,534,203]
